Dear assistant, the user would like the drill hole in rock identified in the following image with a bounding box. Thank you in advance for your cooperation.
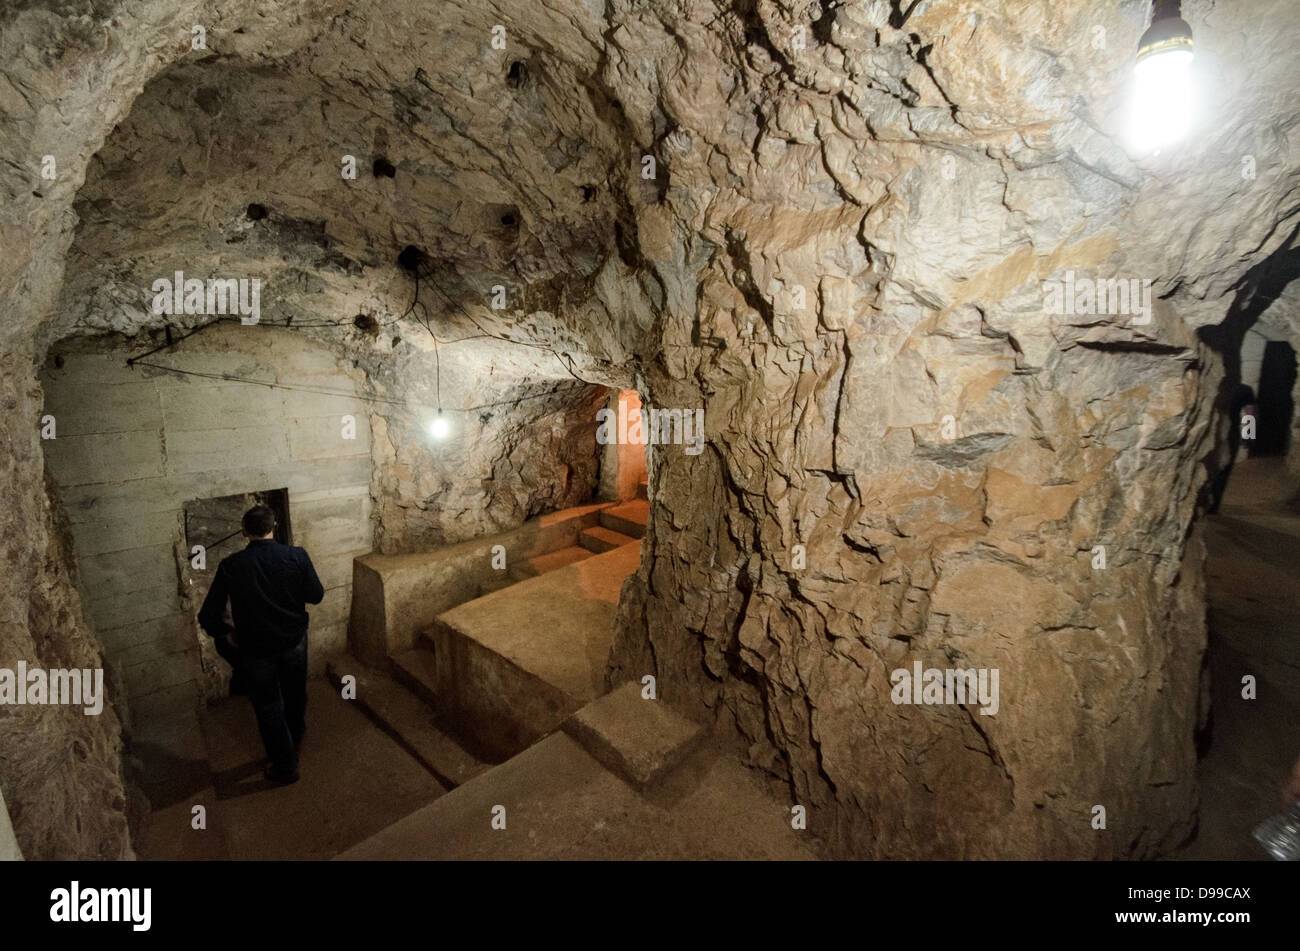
[397,244,427,273]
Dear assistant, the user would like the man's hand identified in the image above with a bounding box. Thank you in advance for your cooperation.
[1283,755,1300,810]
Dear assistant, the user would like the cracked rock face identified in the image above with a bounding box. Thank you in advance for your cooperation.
[2,0,1299,858]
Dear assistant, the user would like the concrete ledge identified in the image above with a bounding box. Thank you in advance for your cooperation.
[427,543,641,761]
[348,503,610,664]
[562,682,704,790]
[579,525,637,553]
[325,657,489,788]
[599,499,649,538]
[424,622,577,762]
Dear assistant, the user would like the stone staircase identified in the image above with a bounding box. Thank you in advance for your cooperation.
[328,495,649,785]
[336,682,816,861]
[323,491,814,860]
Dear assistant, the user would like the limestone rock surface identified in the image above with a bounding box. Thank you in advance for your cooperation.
[2,0,1299,858]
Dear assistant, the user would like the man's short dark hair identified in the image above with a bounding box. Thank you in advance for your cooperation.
[243,505,276,537]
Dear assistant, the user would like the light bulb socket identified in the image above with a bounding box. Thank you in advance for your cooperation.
[1137,3,1193,63]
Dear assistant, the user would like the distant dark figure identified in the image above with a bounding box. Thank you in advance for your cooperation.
[1207,383,1257,514]
[198,505,324,785]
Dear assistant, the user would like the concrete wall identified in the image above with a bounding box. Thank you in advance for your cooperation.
[351,503,609,663]
[39,325,374,755]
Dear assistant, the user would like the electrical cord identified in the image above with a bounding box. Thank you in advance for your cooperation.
[122,254,608,414]
[127,358,591,414]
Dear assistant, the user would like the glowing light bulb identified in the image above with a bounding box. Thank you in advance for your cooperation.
[1129,5,1195,154]
[1130,48,1193,153]
[427,413,450,439]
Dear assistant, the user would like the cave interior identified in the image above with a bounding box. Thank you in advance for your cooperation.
[2,0,1300,862]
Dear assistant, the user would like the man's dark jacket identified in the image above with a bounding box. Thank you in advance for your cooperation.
[198,539,325,658]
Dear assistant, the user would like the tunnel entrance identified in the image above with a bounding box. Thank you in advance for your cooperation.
[597,389,650,503]
[180,488,291,701]
[1253,340,1297,457]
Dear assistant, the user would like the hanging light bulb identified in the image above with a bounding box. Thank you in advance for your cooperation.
[1129,0,1195,154]
[427,409,450,440]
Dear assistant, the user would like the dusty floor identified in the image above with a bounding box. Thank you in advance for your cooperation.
[134,678,444,860]
[1173,457,1300,860]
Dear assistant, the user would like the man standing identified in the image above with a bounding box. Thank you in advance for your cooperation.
[199,505,324,785]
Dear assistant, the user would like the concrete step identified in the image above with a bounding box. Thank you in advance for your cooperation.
[508,545,595,582]
[336,730,819,861]
[562,682,705,790]
[579,525,638,553]
[637,479,648,501]
[422,542,642,761]
[390,647,439,709]
[326,657,490,789]
[599,499,649,538]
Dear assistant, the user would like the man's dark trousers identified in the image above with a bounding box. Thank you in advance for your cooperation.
[241,634,308,777]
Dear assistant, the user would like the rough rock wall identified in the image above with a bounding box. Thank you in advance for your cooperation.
[370,379,609,553]
[606,0,1300,858]
[0,363,132,859]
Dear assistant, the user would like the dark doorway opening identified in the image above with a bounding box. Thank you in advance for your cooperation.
[180,488,291,699]
[1253,340,1296,457]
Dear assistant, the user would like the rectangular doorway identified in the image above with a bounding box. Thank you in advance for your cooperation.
[180,488,290,700]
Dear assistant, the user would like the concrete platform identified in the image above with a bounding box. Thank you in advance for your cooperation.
[390,646,439,708]
[427,542,641,760]
[336,731,818,861]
